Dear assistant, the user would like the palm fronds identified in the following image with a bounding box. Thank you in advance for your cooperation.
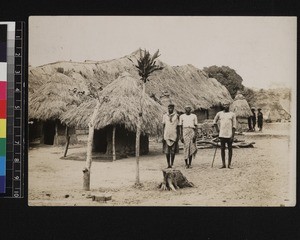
[135,49,164,82]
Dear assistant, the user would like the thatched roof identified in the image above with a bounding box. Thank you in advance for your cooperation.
[229,93,252,118]
[29,72,89,120]
[247,88,291,121]
[60,72,164,136]
[29,50,232,113]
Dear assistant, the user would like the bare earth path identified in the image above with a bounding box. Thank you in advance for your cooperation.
[28,123,295,206]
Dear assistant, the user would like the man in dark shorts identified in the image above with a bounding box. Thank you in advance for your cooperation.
[257,108,263,131]
[162,103,180,168]
[213,102,237,169]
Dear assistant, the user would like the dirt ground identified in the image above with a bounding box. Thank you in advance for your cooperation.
[28,123,295,206]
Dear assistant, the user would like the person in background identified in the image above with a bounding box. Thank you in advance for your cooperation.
[247,115,252,132]
[251,107,256,131]
[179,106,198,169]
[257,108,263,131]
[213,102,237,169]
[162,103,180,168]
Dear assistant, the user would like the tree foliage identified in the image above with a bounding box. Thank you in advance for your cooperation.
[241,87,255,106]
[203,65,244,98]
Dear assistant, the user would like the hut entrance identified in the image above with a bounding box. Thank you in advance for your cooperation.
[29,119,43,144]
[93,129,108,153]
[92,125,149,158]
[194,109,209,123]
[43,120,56,145]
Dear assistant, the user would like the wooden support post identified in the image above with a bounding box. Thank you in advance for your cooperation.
[54,122,58,145]
[112,125,116,161]
[83,101,100,191]
[135,121,141,185]
[63,126,70,157]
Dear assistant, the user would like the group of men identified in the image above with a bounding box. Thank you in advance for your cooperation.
[162,102,236,169]
[248,107,264,132]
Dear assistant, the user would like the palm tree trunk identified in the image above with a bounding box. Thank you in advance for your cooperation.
[83,101,100,191]
[63,126,70,157]
[142,81,146,95]
[112,125,116,161]
[135,120,141,185]
[135,82,145,185]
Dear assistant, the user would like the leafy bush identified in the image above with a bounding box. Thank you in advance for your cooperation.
[203,65,244,98]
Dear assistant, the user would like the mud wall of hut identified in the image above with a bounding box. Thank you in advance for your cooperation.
[194,106,223,123]
[194,109,208,123]
[93,125,149,158]
[235,118,249,132]
[208,106,223,120]
[40,120,78,145]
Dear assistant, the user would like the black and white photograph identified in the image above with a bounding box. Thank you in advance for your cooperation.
[28,16,296,206]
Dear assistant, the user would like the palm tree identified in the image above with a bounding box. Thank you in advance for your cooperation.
[133,49,163,186]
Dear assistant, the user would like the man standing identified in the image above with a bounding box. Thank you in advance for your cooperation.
[179,106,198,169]
[251,107,256,131]
[213,102,237,169]
[257,108,263,131]
[247,115,252,132]
[162,103,180,168]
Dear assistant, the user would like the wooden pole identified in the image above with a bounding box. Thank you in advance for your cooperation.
[135,119,141,185]
[135,82,145,186]
[54,121,58,145]
[83,101,100,191]
[112,125,116,161]
[63,126,70,157]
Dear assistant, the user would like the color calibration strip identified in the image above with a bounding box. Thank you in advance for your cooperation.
[0,24,7,193]
[0,22,24,198]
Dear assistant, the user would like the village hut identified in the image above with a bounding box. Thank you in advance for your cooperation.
[263,98,291,123]
[229,92,252,132]
[61,72,164,159]
[148,63,232,122]
[29,50,233,126]
[29,72,89,145]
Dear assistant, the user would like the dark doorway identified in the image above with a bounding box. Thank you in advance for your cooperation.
[29,119,43,143]
[93,129,107,153]
[43,120,56,145]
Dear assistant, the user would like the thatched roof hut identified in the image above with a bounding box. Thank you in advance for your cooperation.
[246,88,291,122]
[229,92,252,132]
[61,72,164,135]
[29,72,89,145]
[29,72,89,120]
[61,72,165,157]
[29,50,233,114]
[229,92,252,118]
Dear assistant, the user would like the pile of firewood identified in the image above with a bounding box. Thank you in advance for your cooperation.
[196,137,255,149]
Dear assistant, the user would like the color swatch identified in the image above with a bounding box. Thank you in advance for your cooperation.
[0,24,7,193]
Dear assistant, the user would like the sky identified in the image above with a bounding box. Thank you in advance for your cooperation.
[29,16,297,89]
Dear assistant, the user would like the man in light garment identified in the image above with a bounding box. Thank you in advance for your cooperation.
[213,102,237,169]
[179,106,198,169]
[162,103,180,168]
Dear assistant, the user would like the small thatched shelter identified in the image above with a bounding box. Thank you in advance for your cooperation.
[61,72,164,158]
[29,72,89,145]
[229,92,252,132]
